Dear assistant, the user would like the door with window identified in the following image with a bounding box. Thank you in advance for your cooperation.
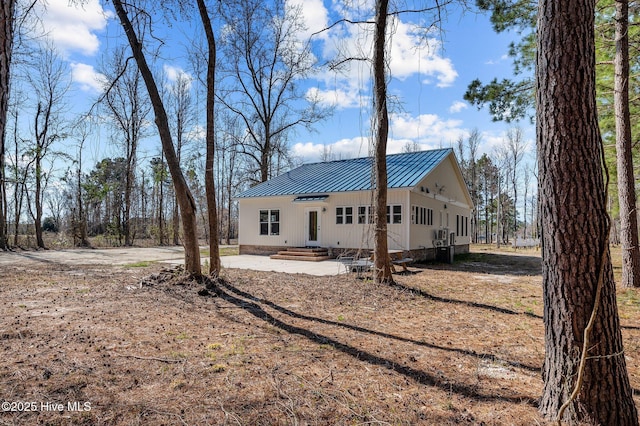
[305,208,321,247]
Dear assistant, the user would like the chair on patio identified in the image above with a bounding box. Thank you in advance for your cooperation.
[337,253,373,277]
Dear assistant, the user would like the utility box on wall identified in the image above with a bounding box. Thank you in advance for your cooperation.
[436,245,454,264]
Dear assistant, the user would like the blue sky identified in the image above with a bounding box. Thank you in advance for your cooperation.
[28,0,536,168]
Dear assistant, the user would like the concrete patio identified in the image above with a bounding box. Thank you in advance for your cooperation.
[215,255,346,276]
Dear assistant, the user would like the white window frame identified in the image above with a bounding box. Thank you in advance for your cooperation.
[259,209,280,236]
[358,205,373,224]
[336,206,353,225]
[386,204,403,224]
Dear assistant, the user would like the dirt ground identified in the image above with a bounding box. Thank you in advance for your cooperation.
[0,248,638,425]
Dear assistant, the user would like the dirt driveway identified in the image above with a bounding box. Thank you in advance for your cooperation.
[0,246,187,267]
[0,247,345,275]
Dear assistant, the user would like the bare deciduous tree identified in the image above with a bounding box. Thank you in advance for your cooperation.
[26,45,70,249]
[466,128,480,243]
[216,111,244,245]
[218,0,328,183]
[196,0,221,277]
[505,126,526,237]
[70,119,91,247]
[166,70,194,246]
[0,0,16,250]
[102,47,151,246]
[112,0,201,276]
[372,0,393,284]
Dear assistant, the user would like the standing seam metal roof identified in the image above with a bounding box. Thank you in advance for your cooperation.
[235,148,453,198]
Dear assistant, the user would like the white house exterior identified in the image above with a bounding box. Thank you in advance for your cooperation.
[235,149,473,261]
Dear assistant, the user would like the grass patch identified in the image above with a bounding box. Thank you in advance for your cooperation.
[123,260,155,268]
[200,246,239,257]
[220,246,239,256]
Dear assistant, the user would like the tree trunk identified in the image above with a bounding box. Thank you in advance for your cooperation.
[260,137,270,183]
[124,161,133,246]
[536,0,638,423]
[77,151,89,247]
[33,103,46,250]
[34,154,44,249]
[372,0,393,284]
[227,181,233,245]
[614,0,640,288]
[0,0,14,251]
[496,178,501,248]
[112,0,201,276]
[123,129,137,246]
[197,0,221,278]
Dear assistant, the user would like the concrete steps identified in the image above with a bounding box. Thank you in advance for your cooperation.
[270,247,330,262]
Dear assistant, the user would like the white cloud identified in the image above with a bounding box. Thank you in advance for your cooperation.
[485,54,510,66]
[449,101,468,113]
[163,65,190,83]
[70,62,107,93]
[163,65,194,94]
[390,113,466,146]
[291,112,470,163]
[34,0,112,57]
[291,136,371,163]
[306,86,368,109]
[288,0,330,41]
[388,20,457,87]
[187,124,206,142]
[309,14,458,112]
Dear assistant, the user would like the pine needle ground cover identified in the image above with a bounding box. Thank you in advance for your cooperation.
[1,248,638,425]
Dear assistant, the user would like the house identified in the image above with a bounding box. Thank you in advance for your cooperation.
[235,148,473,261]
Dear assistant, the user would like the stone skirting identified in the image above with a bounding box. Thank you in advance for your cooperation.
[239,245,290,256]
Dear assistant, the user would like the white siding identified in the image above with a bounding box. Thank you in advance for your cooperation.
[239,190,409,250]
[408,155,472,249]
[239,196,303,247]
[238,152,473,251]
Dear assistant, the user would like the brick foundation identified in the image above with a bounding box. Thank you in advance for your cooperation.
[239,244,470,262]
[239,245,292,256]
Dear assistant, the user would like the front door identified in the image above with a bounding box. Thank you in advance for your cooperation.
[305,208,321,247]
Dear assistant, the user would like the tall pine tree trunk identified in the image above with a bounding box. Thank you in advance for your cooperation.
[536,0,638,423]
[372,0,393,284]
[615,0,640,288]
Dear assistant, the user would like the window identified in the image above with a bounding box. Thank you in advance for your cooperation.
[360,205,400,224]
[336,207,353,225]
[358,206,372,224]
[259,209,280,235]
[412,206,425,225]
[385,205,402,224]
[345,207,353,224]
[412,206,433,226]
[456,214,469,237]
